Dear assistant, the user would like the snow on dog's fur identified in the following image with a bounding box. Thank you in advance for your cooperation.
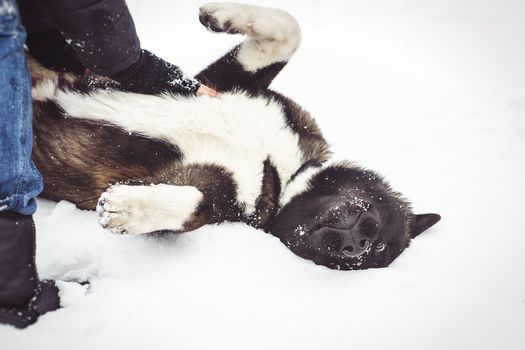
[30,2,440,270]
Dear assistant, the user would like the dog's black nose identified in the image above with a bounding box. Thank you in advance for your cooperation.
[342,239,370,257]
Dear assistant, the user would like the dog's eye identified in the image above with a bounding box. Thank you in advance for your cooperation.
[375,241,386,252]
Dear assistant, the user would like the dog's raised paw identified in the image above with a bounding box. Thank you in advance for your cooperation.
[199,3,238,34]
[199,3,255,35]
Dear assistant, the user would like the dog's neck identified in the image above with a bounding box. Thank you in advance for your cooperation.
[279,161,326,208]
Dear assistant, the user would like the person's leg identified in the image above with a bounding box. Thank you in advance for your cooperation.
[0,0,42,214]
[0,0,59,329]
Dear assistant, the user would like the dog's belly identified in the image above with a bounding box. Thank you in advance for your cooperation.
[53,90,303,213]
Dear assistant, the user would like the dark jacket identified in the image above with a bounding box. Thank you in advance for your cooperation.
[18,0,140,76]
[17,0,200,95]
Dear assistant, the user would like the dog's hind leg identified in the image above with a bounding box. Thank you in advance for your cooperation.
[195,3,301,93]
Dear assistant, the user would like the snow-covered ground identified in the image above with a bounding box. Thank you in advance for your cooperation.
[2,0,525,349]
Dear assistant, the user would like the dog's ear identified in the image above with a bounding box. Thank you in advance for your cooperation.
[411,213,441,238]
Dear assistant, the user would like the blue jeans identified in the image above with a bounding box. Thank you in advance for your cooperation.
[0,0,42,215]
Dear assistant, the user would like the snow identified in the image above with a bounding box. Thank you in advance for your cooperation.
[2,0,525,349]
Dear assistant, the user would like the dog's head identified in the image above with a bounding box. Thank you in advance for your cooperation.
[271,163,440,270]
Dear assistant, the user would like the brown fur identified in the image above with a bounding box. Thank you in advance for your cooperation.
[271,93,331,164]
[32,100,182,209]
[246,159,282,230]
[29,38,329,231]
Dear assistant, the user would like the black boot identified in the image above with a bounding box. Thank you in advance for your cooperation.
[0,211,60,329]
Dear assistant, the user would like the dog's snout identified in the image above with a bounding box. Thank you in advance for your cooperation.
[341,239,370,257]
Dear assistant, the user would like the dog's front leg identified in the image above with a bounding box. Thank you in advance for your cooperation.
[96,184,203,235]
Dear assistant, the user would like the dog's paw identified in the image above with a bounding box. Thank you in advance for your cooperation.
[96,184,150,235]
[199,3,252,34]
[199,3,298,39]
[198,3,300,72]
[96,184,204,235]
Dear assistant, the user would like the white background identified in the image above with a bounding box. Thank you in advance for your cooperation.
[2,0,525,349]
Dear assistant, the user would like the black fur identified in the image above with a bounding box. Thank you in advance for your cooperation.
[270,164,436,270]
[196,45,287,93]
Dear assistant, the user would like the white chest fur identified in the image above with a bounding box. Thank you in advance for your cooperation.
[54,90,303,214]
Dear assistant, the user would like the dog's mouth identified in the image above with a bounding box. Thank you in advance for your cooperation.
[319,249,373,270]
[282,232,375,270]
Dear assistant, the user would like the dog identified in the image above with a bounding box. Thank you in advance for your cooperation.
[29,2,440,270]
